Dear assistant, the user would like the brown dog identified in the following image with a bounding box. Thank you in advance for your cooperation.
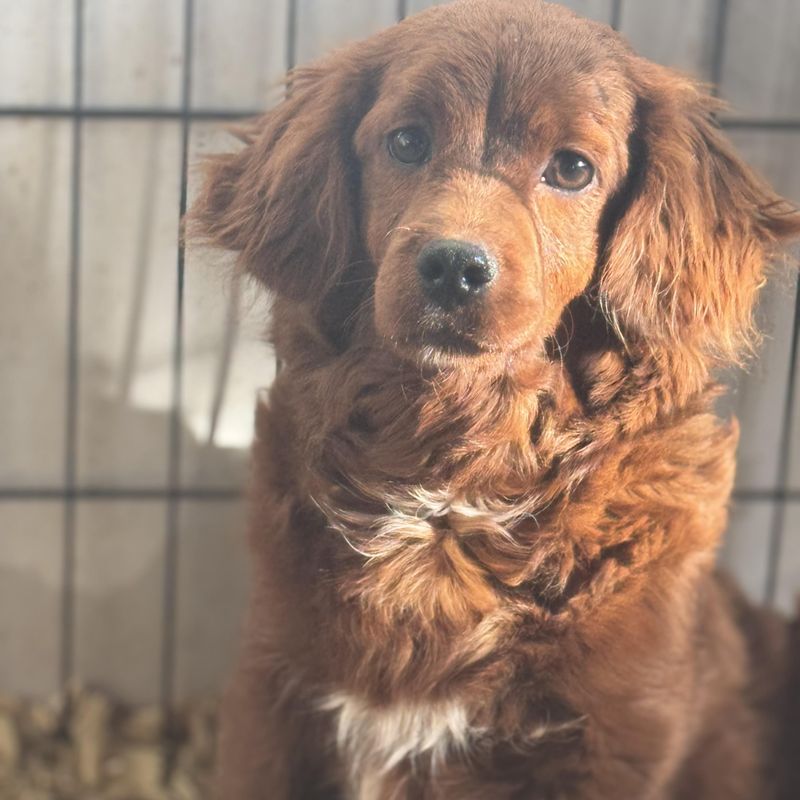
[189,1,800,797]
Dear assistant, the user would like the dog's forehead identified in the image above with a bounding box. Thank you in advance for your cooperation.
[378,1,631,148]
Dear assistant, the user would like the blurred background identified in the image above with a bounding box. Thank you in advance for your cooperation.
[0,0,798,795]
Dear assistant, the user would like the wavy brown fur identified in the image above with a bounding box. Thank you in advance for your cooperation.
[188,1,800,798]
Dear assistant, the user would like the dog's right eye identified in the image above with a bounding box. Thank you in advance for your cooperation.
[387,127,431,165]
[541,150,595,192]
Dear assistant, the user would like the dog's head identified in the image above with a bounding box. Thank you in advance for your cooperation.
[189,0,799,373]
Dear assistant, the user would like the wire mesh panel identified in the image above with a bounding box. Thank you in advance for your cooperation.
[0,0,798,705]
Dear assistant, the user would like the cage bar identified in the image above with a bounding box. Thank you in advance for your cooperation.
[160,0,196,709]
[765,280,800,604]
[611,0,623,32]
[59,0,85,691]
[710,0,729,96]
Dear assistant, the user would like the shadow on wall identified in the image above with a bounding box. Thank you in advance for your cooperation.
[71,493,250,703]
[0,408,251,703]
[0,114,273,490]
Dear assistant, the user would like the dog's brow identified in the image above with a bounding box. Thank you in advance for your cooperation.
[482,60,536,167]
[483,61,506,164]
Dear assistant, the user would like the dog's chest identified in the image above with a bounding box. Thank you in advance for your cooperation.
[322,691,480,799]
[325,488,536,625]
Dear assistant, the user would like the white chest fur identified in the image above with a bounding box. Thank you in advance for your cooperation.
[321,692,481,799]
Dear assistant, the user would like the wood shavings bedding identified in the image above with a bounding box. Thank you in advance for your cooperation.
[0,688,216,800]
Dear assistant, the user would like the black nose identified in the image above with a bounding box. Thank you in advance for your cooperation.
[417,239,498,309]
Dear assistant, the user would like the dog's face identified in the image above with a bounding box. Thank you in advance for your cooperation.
[191,0,799,372]
[354,15,632,359]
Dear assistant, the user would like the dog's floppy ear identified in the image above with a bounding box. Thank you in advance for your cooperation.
[189,48,381,301]
[600,61,800,363]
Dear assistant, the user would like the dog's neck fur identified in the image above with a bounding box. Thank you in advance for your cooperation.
[267,302,735,642]
[272,299,725,502]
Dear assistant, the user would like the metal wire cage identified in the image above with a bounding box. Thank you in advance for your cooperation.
[0,0,798,713]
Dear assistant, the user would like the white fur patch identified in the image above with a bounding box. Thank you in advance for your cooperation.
[321,692,481,799]
[318,485,531,565]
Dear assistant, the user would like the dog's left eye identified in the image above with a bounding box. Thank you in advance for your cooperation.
[541,151,595,192]
[387,127,431,165]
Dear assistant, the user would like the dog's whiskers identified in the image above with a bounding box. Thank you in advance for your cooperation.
[382,224,425,241]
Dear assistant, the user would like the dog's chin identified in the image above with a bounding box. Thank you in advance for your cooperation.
[385,318,497,368]
[419,325,487,356]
